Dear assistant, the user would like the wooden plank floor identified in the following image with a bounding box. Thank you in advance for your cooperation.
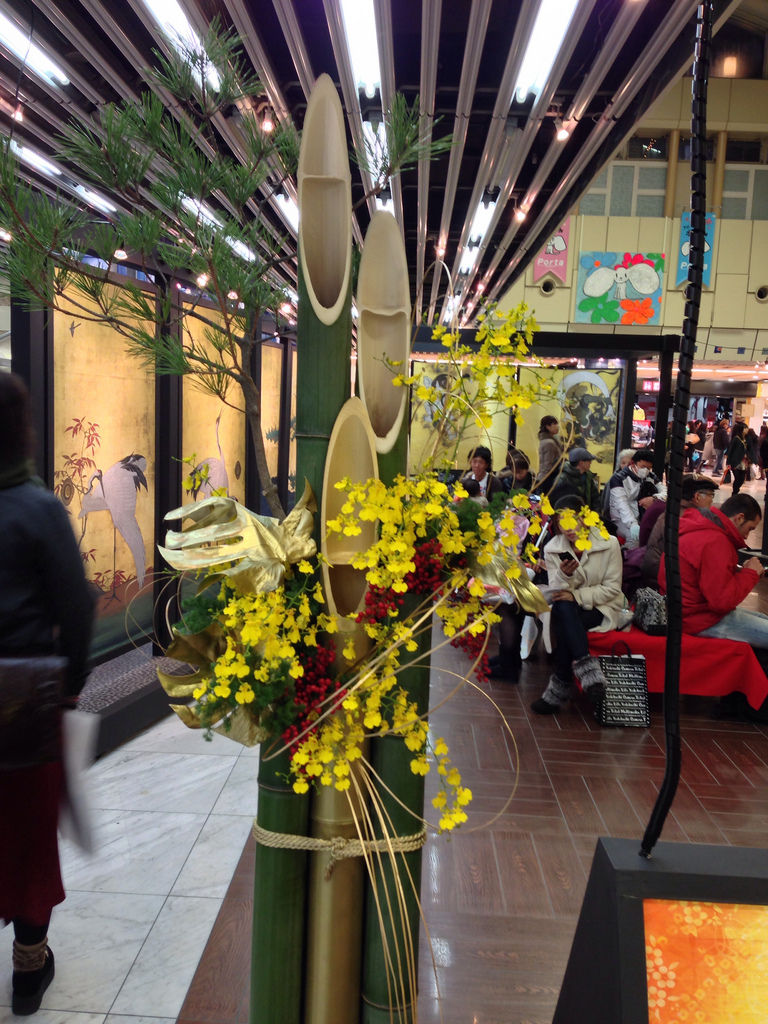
[177,616,768,1023]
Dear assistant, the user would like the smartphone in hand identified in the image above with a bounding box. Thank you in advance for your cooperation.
[558,551,574,562]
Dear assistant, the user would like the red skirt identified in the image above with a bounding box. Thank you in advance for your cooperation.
[0,760,65,926]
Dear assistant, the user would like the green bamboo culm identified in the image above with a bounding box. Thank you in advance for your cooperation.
[250,747,310,1024]
[376,415,408,488]
[361,594,432,1024]
[296,265,353,545]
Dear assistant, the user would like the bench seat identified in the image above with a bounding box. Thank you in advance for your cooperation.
[588,625,768,710]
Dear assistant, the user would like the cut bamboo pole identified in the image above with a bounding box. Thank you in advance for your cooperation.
[361,595,432,1024]
[250,72,353,1024]
[357,211,411,456]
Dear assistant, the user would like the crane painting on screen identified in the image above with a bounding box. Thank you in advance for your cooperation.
[191,413,229,499]
[79,453,148,594]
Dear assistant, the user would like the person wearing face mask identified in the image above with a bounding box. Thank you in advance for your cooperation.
[607,448,664,549]
[461,445,503,500]
[659,494,768,651]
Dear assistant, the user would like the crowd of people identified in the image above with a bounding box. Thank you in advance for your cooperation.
[459,410,768,720]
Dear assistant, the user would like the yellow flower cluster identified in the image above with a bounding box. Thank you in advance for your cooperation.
[390,301,540,467]
[431,736,473,831]
[556,508,610,551]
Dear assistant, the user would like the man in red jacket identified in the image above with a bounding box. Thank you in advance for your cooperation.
[660,493,766,641]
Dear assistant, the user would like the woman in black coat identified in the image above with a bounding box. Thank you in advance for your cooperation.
[725,421,749,495]
[0,374,95,1014]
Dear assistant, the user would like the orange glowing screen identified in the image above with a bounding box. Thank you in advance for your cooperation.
[643,899,768,1022]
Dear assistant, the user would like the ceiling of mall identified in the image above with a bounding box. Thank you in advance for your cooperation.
[0,0,752,326]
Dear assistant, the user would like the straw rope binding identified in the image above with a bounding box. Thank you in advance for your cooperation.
[252,821,427,880]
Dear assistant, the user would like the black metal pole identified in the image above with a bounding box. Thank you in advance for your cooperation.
[619,357,637,451]
[640,0,713,858]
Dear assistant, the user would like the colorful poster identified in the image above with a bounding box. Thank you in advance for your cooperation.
[517,367,621,486]
[676,212,715,287]
[53,286,156,655]
[533,217,570,283]
[644,898,768,1023]
[576,251,665,325]
[409,360,510,475]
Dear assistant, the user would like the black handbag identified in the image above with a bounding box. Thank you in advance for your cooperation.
[594,641,650,728]
[0,656,67,769]
[633,587,667,636]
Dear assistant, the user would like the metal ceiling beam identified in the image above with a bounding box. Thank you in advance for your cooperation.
[271,0,316,97]
[222,0,292,122]
[454,0,599,319]
[373,0,404,235]
[484,0,703,307]
[434,0,542,324]
[425,0,493,323]
[414,0,441,314]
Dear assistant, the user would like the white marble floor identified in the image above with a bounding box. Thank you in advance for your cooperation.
[0,715,260,1024]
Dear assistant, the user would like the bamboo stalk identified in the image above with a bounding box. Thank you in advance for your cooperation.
[361,597,432,1024]
[251,748,310,1024]
[250,72,354,1024]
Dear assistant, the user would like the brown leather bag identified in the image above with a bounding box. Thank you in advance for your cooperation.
[0,656,66,769]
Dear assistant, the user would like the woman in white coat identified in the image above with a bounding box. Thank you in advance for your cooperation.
[531,496,625,714]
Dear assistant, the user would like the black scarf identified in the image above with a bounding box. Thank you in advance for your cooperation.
[0,459,34,490]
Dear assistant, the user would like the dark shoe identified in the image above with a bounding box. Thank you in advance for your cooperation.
[12,947,54,1016]
[530,697,560,715]
[487,654,500,668]
[711,692,749,721]
[489,664,520,684]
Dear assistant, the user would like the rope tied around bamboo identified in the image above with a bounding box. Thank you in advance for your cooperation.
[252,821,427,880]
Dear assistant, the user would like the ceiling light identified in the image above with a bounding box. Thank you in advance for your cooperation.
[723,56,738,77]
[513,0,579,104]
[274,192,299,232]
[227,290,238,300]
[196,273,209,288]
[181,196,222,228]
[113,248,127,260]
[10,141,61,178]
[436,245,445,258]
[280,301,292,315]
[75,185,116,213]
[226,237,256,262]
[261,107,274,133]
[467,200,497,244]
[0,11,70,86]
[0,229,11,242]
[339,0,381,99]
[514,208,527,223]
[139,0,220,89]
[12,105,22,122]
[555,119,570,142]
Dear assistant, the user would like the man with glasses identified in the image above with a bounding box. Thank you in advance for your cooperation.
[641,474,718,589]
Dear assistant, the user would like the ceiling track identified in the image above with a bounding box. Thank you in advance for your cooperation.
[271,0,316,97]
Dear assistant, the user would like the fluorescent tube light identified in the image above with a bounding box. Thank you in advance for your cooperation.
[467,200,497,246]
[139,0,220,90]
[10,141,61,178]
[0,11,69,86]
[458,247,480,275]
[513,0,579,104]
[226,237,256,262]
[75,185,116,213]
[274,193,299,232]
[181,196,222,228]
[339,0,381,99]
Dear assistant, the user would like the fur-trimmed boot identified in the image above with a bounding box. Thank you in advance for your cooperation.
[12,938,55,1016]
[572,655,608,702]
[530,673,572,714]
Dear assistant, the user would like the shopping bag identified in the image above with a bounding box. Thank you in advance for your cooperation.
[594,641,650,727]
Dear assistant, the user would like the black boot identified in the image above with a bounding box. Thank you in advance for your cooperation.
[489,645,521,684]
[12,941,55,1016]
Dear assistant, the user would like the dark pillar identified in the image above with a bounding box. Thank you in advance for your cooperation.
[619,358,638,451]
[10,300,53,483]
[277,334,293,512]
[653,336,678,479]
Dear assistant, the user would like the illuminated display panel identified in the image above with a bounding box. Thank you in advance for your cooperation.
[644,898,768,1022]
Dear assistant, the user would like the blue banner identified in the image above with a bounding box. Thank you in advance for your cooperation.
[676,212,715,287]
